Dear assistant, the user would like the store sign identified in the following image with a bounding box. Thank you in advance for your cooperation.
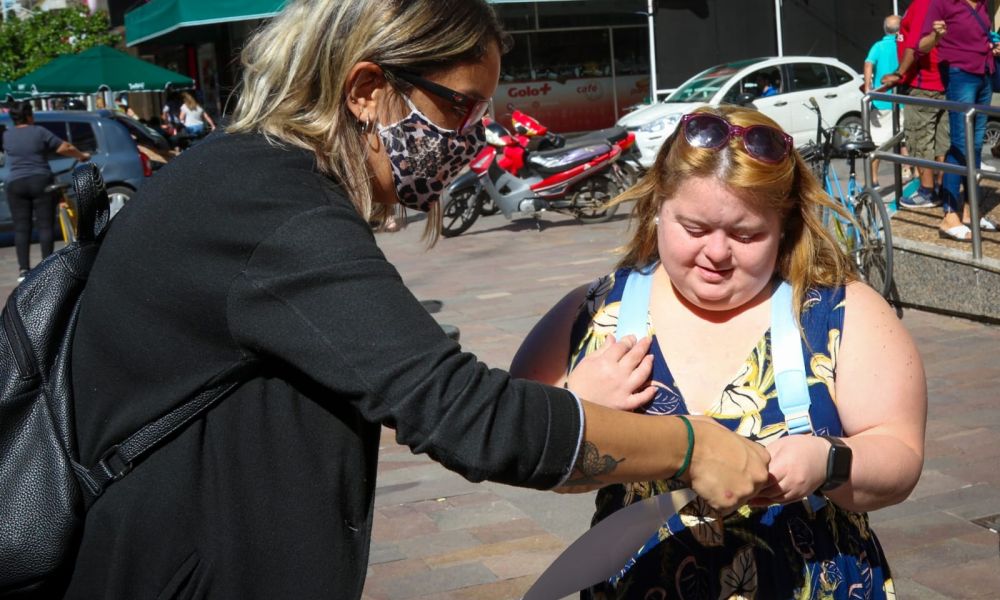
[495,75,650,133]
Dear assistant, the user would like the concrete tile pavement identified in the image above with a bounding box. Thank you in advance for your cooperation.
[366,210,1000,599]
[2,204,998,598]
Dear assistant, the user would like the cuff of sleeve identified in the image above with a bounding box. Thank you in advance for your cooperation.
[550,389,585,489]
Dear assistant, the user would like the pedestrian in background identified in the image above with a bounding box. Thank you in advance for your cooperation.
[2,101,89,282]
[883,0,950,210]
[55,1,769,597]
[114,94,138,119]
[864,14,902,188]
[920,0,1000,240]
[178,91,215,137]
[513,106,926,599]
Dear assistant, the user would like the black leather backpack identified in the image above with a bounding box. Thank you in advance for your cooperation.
[0,164,246,594]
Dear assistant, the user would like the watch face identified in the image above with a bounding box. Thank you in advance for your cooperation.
[822,437,852,492]
[829,444,852,480]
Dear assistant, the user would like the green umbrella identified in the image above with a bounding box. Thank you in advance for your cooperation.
[2,80,32,102]
[11,46,194,96]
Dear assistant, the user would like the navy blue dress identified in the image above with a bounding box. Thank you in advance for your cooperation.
[570,268,894,600]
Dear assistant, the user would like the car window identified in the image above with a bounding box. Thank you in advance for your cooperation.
[829,66,854,86]
[37,121,67,139]
[723,66,784,103]
[790,63,832,92]
[37,122,68,158]
[665,66,742,104]
[68,122,98,153]
[113,115,169,151]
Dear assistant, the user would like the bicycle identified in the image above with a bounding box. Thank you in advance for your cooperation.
[45,161,81,244]
[799,98,894,299]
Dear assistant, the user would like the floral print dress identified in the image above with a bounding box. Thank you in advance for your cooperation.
[570,268,895,600]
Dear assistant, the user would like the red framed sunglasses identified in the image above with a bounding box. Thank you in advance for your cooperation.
[680,112,793,164]
[385,68,490,134]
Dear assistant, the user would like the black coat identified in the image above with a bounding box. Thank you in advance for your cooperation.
[62,132,581,598]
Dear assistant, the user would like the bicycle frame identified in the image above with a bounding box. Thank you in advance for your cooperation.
[807,97,893,298]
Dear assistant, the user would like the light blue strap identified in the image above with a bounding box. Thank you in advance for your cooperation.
[615,265,656,340]
[771,281,813,435]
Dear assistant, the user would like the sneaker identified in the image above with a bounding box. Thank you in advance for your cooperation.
[899,188,940,208]
[16,269,29,283]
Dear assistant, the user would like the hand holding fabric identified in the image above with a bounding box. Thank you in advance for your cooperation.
[748,434,828,506]
[565,335,655,411]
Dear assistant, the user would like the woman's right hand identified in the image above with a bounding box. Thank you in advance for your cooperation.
[681,417,770,514]
[565,335,656,411]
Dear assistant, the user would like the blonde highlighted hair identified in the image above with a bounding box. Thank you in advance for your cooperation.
[227,0,507,236]
[615,105,857,315]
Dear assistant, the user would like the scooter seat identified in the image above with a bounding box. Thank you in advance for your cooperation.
[528,143,613,175]
[565,126,629,147]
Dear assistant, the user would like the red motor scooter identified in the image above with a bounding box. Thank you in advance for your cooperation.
[440,118,623,237]
[508,105,645,188]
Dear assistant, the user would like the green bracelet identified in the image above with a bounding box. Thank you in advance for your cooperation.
[672,415,695,480]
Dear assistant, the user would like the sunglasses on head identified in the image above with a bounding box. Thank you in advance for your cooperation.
[680,112,793,164]
[385,68,490,134]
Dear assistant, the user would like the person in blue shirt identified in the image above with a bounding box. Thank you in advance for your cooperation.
[755,73,778,97]
[864,15,901,186]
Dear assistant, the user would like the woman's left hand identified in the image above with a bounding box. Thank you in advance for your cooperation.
[748,434,829,506]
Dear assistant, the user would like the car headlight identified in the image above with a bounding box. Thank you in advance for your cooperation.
[638,113,681,134]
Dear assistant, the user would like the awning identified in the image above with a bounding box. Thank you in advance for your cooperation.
[125,0,589,46]
[125,0,286,46]
[11,46,194,96]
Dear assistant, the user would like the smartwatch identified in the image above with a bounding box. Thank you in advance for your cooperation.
[818,435,852,492]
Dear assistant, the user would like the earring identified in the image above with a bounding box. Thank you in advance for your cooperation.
[654,216,660,225]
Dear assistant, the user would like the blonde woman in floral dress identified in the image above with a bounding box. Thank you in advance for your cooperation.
[511,106,927,599]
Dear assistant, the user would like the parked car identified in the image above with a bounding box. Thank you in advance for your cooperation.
[0,109,158,241]
[617,56,866,167]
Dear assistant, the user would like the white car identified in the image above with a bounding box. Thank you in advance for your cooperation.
[618,56,866,167]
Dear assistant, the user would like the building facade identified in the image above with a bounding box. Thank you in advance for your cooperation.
[114,0,914,130]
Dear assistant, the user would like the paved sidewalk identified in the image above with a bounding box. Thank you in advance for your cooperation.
[2,206,998,599]
[364,210,1000,600]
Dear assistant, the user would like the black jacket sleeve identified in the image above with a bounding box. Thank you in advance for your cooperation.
[226,197,581,490]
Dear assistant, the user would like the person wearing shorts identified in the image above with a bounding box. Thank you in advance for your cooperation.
[882,0,947,209]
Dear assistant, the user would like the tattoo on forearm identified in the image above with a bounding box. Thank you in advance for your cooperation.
[565,441,625,486]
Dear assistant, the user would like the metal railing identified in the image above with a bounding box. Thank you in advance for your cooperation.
[861,89,1000,259]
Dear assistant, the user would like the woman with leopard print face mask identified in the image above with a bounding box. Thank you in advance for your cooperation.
[61,1,770,597]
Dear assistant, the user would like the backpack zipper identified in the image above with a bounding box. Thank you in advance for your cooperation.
[2,300,38,378]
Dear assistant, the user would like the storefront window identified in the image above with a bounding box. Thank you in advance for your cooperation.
[535,0,646,29]
[490,2,651,132]
[498,3,534,31]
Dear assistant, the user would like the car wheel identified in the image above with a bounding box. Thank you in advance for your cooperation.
[833,115,864,152]
[985,121,1000,156]
[106,185,133,219]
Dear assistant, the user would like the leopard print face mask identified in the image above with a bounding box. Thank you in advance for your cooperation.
[377,97,486,212]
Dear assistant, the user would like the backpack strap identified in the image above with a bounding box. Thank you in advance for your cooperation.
[614,270,813,435]
[79,361,256,507]
[770,281,813,435]
[614,264,656,340]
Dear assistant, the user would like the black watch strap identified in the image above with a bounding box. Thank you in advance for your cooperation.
[819,435,852,492]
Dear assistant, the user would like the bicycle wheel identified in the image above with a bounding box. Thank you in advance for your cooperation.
[851,188,894,298]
